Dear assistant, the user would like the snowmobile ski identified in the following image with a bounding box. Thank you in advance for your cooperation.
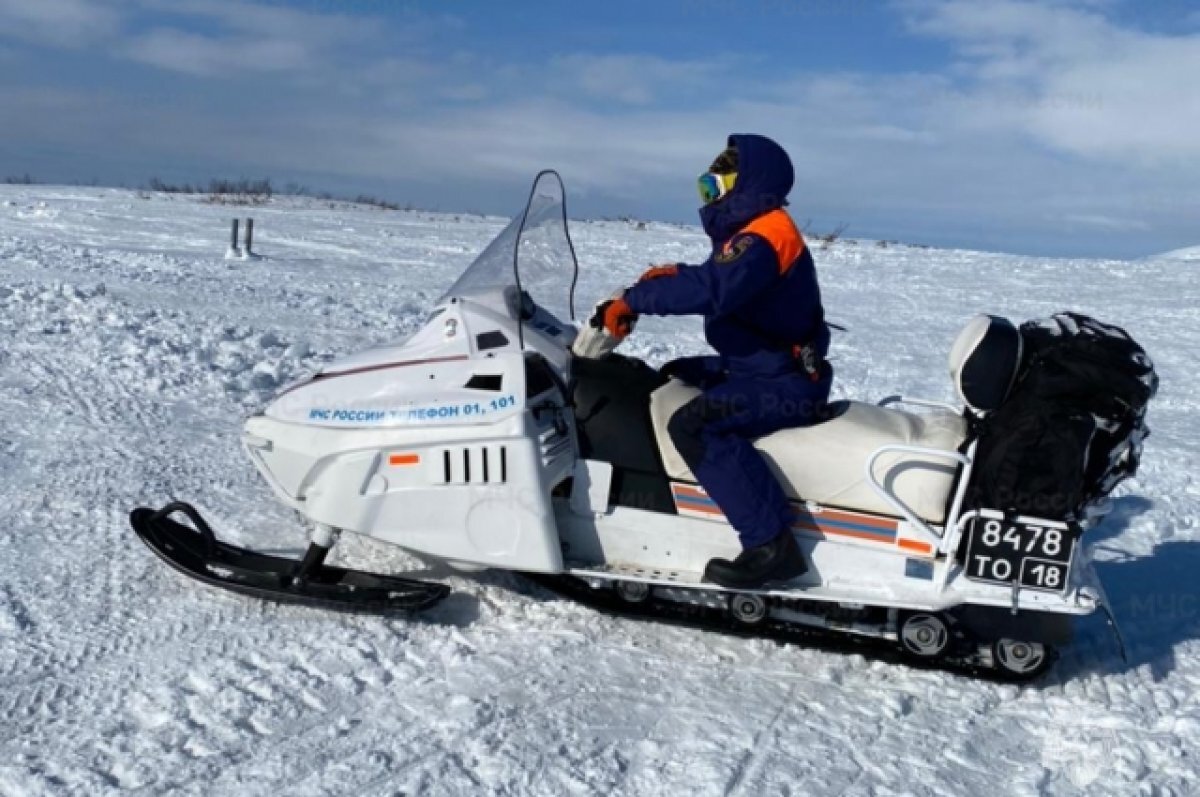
[129,502,450,613]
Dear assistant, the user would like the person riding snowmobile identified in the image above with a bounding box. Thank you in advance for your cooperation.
[591,133,833,589]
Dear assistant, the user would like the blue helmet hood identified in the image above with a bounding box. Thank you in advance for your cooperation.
[699,133,794,244]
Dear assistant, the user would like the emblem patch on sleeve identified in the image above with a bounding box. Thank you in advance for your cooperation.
[715,235,753,264]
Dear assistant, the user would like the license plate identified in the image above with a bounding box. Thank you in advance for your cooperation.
[963,516,1076,594]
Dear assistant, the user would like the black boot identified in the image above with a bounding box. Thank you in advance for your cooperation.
[703,531,808,590]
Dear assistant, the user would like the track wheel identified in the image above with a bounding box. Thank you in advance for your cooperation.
[614,580,651,604]
[898,612,951,660]
[729,593,768,626]
[992,638,1051,678]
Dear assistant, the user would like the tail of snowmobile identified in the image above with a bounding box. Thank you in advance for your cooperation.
[130,170,1157,680]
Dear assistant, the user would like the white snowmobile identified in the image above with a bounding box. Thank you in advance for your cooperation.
[132,171,1130,680]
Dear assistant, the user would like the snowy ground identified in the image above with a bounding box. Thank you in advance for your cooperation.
[1,185,1198,796]
[1158,245,1200,263]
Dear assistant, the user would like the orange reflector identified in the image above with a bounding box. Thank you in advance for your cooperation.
[389,453,421,466]
[897,538,933,555]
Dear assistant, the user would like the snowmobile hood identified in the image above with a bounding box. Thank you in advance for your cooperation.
[700,133,794,244]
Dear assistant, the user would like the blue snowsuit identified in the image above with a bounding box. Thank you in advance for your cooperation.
[623,134,832,548]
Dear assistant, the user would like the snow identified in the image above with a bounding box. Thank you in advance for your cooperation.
[2,185,1198,796]
[1154,245,1200,263]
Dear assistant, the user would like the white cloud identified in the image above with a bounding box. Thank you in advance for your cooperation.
[135,0,380,49]
[905,0,1117,62]
[1062,213,1151,232]
[122,28,311,76]
[548,53,727,106]
[0,0,414,79]
[903,0,1200,164]
[0,0,120,47]
[119,0,387,78]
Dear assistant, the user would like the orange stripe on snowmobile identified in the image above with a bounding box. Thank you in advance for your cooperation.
[897,538,934,555]
[389,453,421,466]
[673,485,711,500]
[793,522,891,545]
[671,483,936,556]
[809,507,899,533]
[673,483,908,540]
[726,208,806,275]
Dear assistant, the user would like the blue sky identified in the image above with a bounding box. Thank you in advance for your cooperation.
[1,0,1198,258]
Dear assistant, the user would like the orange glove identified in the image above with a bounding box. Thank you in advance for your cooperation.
[590,296,637,341]
[638,264,679,282]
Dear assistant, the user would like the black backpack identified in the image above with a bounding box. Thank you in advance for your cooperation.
[965,312,1158,521]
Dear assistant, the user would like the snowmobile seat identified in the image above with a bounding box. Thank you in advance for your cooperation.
[649,316,1022,525]
[650,380,968,524]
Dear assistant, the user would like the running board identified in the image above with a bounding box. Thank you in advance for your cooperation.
[565,559,1096,616]
[567,561,926,610]
[130,502,449,613]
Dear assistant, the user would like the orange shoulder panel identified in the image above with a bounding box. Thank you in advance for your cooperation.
[739,209,806,274]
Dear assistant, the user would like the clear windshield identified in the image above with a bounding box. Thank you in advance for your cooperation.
[440,170,578,324]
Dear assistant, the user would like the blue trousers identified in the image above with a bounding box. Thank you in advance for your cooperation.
[665,357,833,548]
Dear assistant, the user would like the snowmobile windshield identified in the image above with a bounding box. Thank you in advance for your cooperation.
[440,170,579,329]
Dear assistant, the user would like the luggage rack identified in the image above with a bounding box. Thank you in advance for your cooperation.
[865,394,977,558]
[864,395,1093,601]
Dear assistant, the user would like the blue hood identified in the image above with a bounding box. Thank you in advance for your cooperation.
[699,133,794,244]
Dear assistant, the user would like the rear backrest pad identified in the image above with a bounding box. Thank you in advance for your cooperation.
[948,315,1023,413]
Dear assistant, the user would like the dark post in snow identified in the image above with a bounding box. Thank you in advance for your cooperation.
[239,217,262,260]
[225,217,261,260]
[225,218,242,260]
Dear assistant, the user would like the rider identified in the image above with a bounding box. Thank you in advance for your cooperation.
[590,133,832,589]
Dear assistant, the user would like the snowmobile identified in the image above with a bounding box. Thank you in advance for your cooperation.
[131,171,1132,680]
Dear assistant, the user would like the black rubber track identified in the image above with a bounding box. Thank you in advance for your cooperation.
[130,502,449,613]
[527,574,1057,683]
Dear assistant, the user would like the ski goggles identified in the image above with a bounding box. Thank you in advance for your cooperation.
[697,171,737,205]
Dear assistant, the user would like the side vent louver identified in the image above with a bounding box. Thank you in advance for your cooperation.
[441,445,508,485]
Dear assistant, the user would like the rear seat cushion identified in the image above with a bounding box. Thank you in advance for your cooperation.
[650,379,968,523]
